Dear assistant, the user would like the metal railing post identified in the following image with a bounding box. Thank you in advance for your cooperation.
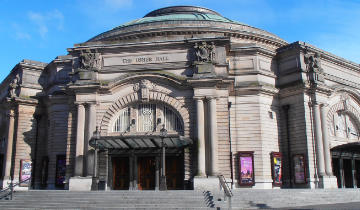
[10,179,13,200]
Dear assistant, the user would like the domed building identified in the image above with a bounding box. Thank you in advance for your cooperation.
[0,6,359,191]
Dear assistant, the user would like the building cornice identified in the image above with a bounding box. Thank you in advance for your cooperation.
[277,41,360,73]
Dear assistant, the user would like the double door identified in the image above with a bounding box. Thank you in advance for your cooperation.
[112,155,183,190]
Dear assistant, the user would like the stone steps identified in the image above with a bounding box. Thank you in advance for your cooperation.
[215,189,360,209]
[0,190,214,210]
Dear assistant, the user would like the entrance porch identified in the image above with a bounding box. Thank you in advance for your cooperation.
[90,134,192,190]
[331,142,360,188]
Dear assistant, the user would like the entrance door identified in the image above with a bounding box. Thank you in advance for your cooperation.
[166,156,184,190]
[332,158,341,188]
[356,160,360,188]
[137,157,156,190]
[112,157,130,190]
[343,159,354,188]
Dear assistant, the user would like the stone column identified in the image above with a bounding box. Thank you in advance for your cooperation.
[75,104,85,176]
[209,97,218,175]
[312,102,326,177]
[3,109,15,180]
[86,103,97,176]
[320,103,333,176]
[196,98,206,176]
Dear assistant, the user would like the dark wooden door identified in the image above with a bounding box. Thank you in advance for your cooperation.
[343,159,353,188]
[112,157,129,190]
[137,157,156,190]
[166,156,184,190]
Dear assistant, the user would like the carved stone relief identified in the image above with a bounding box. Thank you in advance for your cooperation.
[194,41,216,63]
[304,52,325,83]
[79,50,102,71]
[8,75,19,98]
[133,79,171,102]
[340,93,350,111]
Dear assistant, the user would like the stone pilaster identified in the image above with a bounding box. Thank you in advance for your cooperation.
[209,97,218,175]
[74,103,85,176]
[319,104,332,176]
[86,103,96,176]
[3,109,15,181]
[312,102,326,178]
[195,97,206,176]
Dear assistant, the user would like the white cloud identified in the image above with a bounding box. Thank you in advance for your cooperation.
[15,32,31,40]
[28,9,64,39]
[11,23,31,40]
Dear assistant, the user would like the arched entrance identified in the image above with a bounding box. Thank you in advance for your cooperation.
[93,101,192,190]
[331,142,360,188]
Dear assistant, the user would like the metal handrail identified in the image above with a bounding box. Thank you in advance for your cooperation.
[218,175,233,209]
[0,177,31,200]
[218,175,233,197]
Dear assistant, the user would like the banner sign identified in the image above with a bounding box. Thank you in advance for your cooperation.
[271,152,282,186]
[20,159,32,187]
[238,152,255,186]
[293,154,306,184]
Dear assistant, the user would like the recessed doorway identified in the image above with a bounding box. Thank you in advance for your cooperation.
[137,156,156,190]
[166,156,184,190]
[112,157,130,190]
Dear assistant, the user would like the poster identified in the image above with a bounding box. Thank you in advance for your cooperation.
[293,154,306,184]
[271,152,282,186]
[238,152,254,186]
[20,159,32,187]
[55,155,66,187]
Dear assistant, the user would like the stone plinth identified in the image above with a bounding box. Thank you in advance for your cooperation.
[193,176,219,193]
[320,176,338,189]
[69,177,92,191]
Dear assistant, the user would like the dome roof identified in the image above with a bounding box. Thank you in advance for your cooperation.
[87,6,287,46]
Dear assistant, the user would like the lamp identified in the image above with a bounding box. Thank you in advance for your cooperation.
[159,125,167,191]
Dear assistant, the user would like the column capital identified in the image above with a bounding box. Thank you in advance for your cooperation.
[320,103,329,108]
[193,96,205,101]
[308,101,320,107]
[7,109,15,118]
[206,96,217,101]
[75,102,85,106]
[86,102,97,107]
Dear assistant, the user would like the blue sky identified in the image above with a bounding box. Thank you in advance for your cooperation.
[1,0,360,82]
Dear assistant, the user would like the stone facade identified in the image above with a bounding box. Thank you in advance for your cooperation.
[0,6,359,190]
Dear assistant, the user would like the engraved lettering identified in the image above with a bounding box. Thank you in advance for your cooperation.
[155,56,169,62]
[123,59,132,63]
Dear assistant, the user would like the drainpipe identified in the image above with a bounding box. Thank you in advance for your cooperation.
[228,102,234,188]
[282,105,293,188]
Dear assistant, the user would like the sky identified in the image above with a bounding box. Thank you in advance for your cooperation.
[1,0,360,82]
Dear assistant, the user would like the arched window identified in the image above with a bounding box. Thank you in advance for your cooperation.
[112,103,183,133]
[138,104,156,132]
[112,108,130,132]
[164,106,183,132]
[329,111,359,139]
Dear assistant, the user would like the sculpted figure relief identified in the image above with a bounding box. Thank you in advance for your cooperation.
[79,51,102,70]
[194,42,216,62]
[8,75,19,98]
[304,52,324,83]
[304,52,323,74]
